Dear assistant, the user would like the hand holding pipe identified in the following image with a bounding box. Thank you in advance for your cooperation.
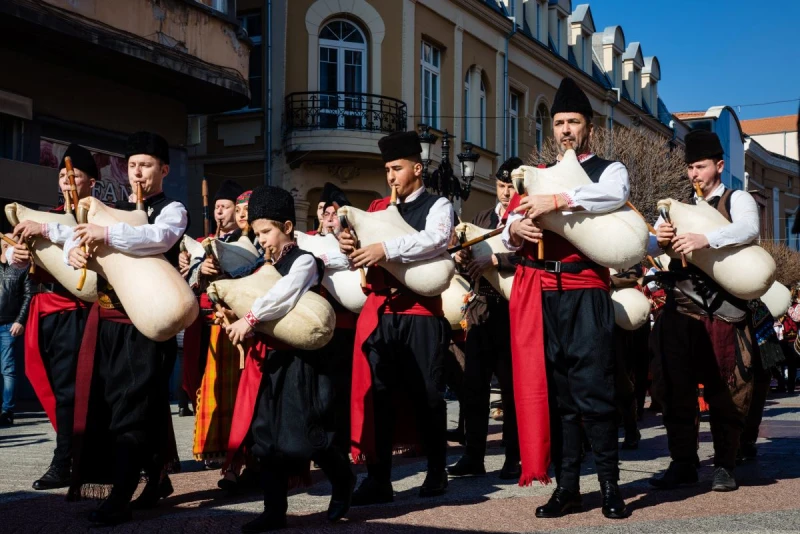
[338,215,367,288]
[658,205,687,268]
[512,175,544,259]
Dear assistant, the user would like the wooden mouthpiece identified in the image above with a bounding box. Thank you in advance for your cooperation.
[693,182,705,200]
[136,183,145,212]
[390,185,398,206]
[201,178,209,200]
[537,238,545,260]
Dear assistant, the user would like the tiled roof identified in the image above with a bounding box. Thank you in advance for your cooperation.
[674,112,706,119]
[740,115,798,135]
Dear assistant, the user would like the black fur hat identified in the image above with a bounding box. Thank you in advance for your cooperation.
[320,182,351,209]
[550,77,593,120]
[214,179,245,203]
[125,131,170,164]
[58,143,99,179]
[495,157,524,183]
[684,130,724,164]
[378,131,422,163]
[248,185,296,226]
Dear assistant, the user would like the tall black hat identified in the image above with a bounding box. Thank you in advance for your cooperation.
[214,179,245,203]
[550,77,594,120]
[320,182,351,209]
[378,131,422,163]
[125,131,170,164]
[684,130,724,164]
[495,157,524,183]
[58,143,99,179]
[248,185,296,226]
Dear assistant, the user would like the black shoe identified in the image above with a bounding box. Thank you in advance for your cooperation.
[0,411,13,426]
[241,511,287,533]
[132,474,174,509]
[447,455,486,477]
[498,458,521,480]
[351,477,393,506]
[446,428,465,445]
[600,481,628,519]
[178,406,194,417]
[621,429,641,450]
[419,469,448,498]
[218,473,240,494]
[88,498,133,526]
[327,469,356,522]
[32,464,71,490]
[649,461,698,489]
[711,467,738,492]
[535,487,582,518]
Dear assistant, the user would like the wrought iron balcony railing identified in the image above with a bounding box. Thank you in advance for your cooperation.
[285,92,407,134]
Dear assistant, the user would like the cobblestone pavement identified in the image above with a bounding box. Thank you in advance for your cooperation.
[2,393,800,533]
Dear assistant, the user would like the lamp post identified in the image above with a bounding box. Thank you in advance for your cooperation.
[417,126,480,201]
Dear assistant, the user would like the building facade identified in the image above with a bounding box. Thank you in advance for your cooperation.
[190,0,679,230]
[741,114,798,161]
[0,0,251,235]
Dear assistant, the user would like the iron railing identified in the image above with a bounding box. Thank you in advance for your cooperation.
[285,92,407,134]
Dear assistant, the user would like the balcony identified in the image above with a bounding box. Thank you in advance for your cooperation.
[284,92,407,161]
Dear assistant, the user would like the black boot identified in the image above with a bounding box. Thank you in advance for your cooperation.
[711,466,738,492]
[351,476,393,506]
[132,473,174,509]
[327,467,355,522]
[419,469,448,498]
[535,487,582,518]
[88,495,133,526]
[447,455,486,477]
[243,461,289,532]
[32,464,71,490]
[737,442,757,464]
[621,428,641,450]
[600,481,628,519]
[498,458,521,480]
[649,461,698,489]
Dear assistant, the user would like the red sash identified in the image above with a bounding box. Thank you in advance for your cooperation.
[350,196,444,463]
[24,292,87,430]
[505,193,609,486]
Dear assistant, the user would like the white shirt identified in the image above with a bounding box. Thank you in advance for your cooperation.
[62,200,188,263]
[502,155,630,251]
[646,183,760,256]
[250,252,319,323]
[382,186,455,263]
[5,222,79,268]
[319,249,351,271]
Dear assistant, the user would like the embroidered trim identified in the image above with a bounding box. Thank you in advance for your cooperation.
[244,311,258,327]
[272,242,297,265]
[41,223,49,240]
[577,152,594,163]
[559,192,576,208]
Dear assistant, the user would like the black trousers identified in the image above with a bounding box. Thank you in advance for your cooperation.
[614,324,650,433]
[364,313,450,481]
[542,289,618,493]
[38,308,88,468]
[742,348,772,446]
[463,300,518,462]
[650,307,753,470]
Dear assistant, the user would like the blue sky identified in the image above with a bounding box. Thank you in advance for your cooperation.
[586,0,800,121]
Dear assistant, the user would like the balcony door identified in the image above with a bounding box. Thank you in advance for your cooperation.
[319,20,367,129]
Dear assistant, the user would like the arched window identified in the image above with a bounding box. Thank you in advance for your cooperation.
[318,19,367,129]
[535,102,550,152]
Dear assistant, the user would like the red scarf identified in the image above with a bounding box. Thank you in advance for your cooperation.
[24,291,87,430]
[350,197,443,463]
[505,194,609,486]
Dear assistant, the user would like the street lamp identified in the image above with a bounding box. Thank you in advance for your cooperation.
[457,142,480,201]
[417,127,480,201]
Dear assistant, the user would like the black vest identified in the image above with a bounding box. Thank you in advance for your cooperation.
[397,190,449,231]
[581,156,616,183]
[273,245,324,283]
[115,192,187,267]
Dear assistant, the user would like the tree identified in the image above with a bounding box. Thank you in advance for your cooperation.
[527,125,690,222]
[760,240,800,288]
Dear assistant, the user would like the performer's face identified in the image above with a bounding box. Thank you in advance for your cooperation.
[322,205,340,235]
[317,201,326,224]
[128,155,168,196]
[58,167,95,199]
[252,218,293,259]
[687,158,724,195]
[235,203,249,231]
[496,180,515,208]
[384,157,423,199]
[553,113,592,156]
[214,199,237,233]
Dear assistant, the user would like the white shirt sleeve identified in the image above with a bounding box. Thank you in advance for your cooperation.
[106,202,188,256]
[319,249,351,271]
[562,161,630,213]
[46,223,75,246]
[704,191,760,248]
[646,215,666,257]
[501,211,524,251]
[382,197,454,263]
[249,254,319,323]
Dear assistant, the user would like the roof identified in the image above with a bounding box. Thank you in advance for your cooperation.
[740,115,798,135]
[674,112,707,120]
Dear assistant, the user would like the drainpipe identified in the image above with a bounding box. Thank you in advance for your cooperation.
[503,3,517,161]
[264,0,272,185]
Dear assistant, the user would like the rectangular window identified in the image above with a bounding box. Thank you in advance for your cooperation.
[0,113,24,160]
[509,93,519,157]
[238,12,263,110]
[420,41,441,128]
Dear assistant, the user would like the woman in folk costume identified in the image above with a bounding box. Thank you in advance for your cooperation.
[7,144,96,491]
[338,131,455,504]
[502,77,628,519]
[222,185,354,533]
[649,130,759,492]
[448,157,522,480]
[66,132,185,524]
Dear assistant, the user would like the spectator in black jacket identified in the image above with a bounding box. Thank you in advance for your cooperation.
[0,234,33,426]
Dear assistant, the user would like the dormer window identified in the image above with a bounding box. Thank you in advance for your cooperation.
[622,42,644,107]
[593,26,625,90]
[569,4,595,76]
[642,56,661,116]
[548,0,570,59]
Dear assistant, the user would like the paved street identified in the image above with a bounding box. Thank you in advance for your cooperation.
[2,393,800,533]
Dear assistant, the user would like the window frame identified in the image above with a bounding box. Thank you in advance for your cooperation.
[232,11,263,112]
[509,92,519,158]
[317,19,369,129]
[420,41,441,129]
[479,79,486,148]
